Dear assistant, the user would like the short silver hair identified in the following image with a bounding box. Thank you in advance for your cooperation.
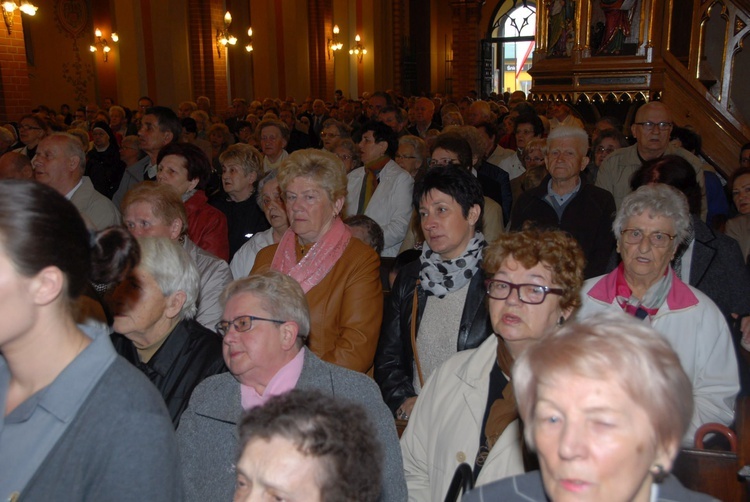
[220,269,310,348]
[514,311,693,457]
[137,237,199,320]
[256,170,279,210]
[546,126,589,157]
[398,135,427,162]
[47,132,85,175]
[613,184,691,246]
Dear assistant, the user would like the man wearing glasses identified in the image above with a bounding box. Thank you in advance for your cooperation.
[596,101,706,212]
[509,126,616,278]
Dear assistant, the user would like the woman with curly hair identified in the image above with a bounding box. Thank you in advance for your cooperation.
[401,227,586,501]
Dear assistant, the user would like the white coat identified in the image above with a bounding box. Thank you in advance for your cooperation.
[346,160,414,257]
[576,269,739,445]
[400,335,524,502]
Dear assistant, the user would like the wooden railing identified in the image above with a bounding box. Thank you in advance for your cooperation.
[660,0,750,176]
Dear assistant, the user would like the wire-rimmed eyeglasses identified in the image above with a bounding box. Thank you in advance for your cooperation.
[215,315,286,336]
[485,279,564,305]
[633,121,673,132]
[620,228,676,248]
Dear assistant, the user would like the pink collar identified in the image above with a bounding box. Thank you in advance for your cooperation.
[240,349,305,410]
[588,267,699,311]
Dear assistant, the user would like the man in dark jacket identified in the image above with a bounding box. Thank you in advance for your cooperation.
[510,126,616,279]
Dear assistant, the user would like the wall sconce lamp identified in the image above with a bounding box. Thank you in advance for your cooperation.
[349,34,367,63]
[89,28,118,63]
[327,25,343,60]
[245,27,253,53]
[216,11,238,58]
[2,0,38,35]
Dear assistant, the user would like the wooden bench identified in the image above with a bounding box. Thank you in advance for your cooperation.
[672,396,750,501]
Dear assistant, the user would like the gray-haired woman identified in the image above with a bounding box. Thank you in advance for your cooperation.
[110,237,226,426]
[576,184,739,445]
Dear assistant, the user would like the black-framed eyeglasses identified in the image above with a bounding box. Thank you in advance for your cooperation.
[485,279,564,305]
[428,158,462,168]
[633,121,672,132]
[396,154,418,160]
[620,228,676,248]
[215,315,286,336]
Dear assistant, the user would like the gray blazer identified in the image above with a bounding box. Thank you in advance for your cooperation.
[689,216,750,320]
[70,176,121,230]
[177,348,407,502]
[462,471,718,502]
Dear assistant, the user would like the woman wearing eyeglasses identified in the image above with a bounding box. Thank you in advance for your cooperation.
[400,227,585,501]
[333,138,360,174]
[577,184,739,445]
[14,114,49,158]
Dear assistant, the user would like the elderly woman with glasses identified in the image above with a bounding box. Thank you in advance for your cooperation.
[395,135,428,178]
[15,114,49,158]
[577,184,739,444]
[333,138,360,174]
[110,237,226,427]
[319,119,351,152]
[176,270,406,501]
[400,228,585,501]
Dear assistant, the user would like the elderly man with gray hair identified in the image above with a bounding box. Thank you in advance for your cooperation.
[509,125,616,278]
[177,269,407,502]
[31,132,120,229]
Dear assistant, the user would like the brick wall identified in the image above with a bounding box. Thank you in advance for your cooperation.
[0,19,32,122]
[451,0,482,98]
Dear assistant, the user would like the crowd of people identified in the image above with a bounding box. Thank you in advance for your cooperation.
[0,88,748,501]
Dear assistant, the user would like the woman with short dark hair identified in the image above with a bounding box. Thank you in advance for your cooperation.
[156,142,230,260]
[375,165,489,421]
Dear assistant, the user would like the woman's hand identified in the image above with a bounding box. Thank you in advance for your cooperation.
[396,397,417,420]
[731,313,750,351]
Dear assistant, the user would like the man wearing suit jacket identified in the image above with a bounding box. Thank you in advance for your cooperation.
[177,270,407,502]
[310,99,330,146]
[345,121,413,256]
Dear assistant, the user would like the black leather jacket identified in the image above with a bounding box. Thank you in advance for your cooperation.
[374,259,492,414]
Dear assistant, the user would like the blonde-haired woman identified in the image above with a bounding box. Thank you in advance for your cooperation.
[252,149,382,373]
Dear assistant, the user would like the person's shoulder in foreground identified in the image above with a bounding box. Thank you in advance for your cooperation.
[462,471,719,502]
[20,356,183,500]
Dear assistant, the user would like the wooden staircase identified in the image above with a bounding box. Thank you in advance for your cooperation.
[529,0,750,177]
